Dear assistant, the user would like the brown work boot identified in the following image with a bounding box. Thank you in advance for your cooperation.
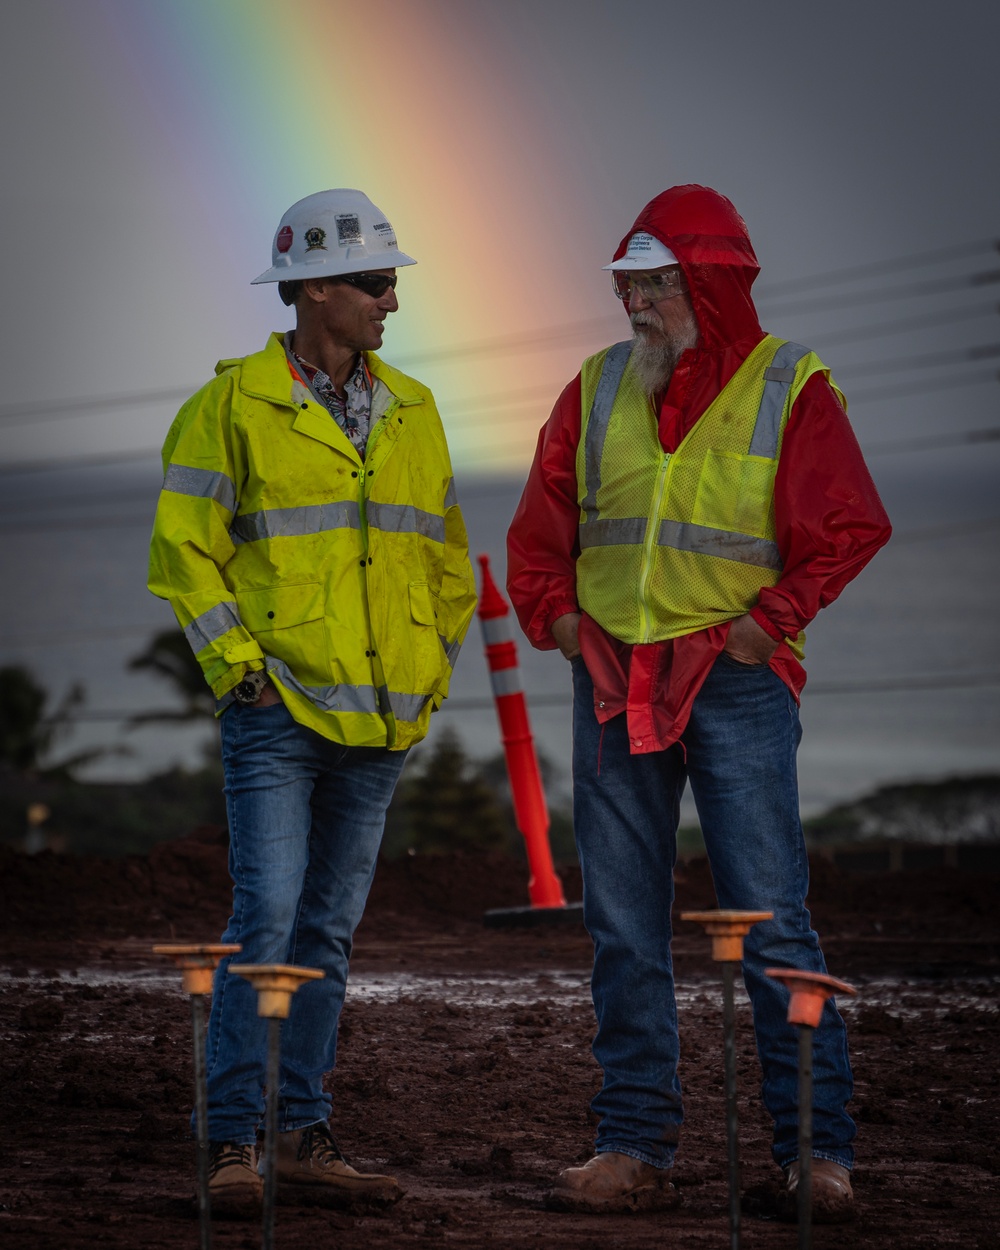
[546,1151,679,1212]
[274,1120,403,1208]
[207,1141,263,1218]
[783,1158,855,1223]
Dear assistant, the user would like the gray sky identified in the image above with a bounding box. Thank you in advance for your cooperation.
[1,0,997,470]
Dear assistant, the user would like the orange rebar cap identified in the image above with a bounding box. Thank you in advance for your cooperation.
[680,910,774,962]
[765,968,858,1028]
[153,943,242,996]
[229,963,325,1019]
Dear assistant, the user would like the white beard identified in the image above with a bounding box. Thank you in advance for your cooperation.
[630,311,700,396]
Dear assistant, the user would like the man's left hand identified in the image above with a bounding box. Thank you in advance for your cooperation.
[723,613,780,665]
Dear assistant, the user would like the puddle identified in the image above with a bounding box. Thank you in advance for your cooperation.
[1,964,996,1014]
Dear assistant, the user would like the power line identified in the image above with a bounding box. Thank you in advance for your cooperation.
[848,367,999,404]
[1,513,995,631]
[1,243,996,430]
[759,268,1000,317]
[812,302,999,348]
[0,487,154,516]
[864,428,1000,456]
[888,515,1000,543]
[835,343,1000,379]
[0,385,196,428]
[754,238,999,297]
[47,669,1000,724]
[0,623,169,647]
[2,426,996,532]
[0,447,162,477]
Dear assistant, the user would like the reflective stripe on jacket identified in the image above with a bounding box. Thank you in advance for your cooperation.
[576,333,844,655]
[148,331,477,750]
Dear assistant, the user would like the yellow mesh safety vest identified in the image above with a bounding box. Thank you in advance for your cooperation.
[576,334,844,658]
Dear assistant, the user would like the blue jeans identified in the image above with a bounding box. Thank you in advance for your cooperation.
[203,701,408,1143]
[572,653,855,1171]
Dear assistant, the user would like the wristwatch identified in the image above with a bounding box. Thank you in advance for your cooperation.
[232,670,270,705]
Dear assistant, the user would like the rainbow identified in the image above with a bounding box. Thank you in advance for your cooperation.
[74,0,627,474]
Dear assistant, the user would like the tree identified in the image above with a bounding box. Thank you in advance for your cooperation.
[384,728,512,856]
[0,665,95,776]
[128,628,216,723]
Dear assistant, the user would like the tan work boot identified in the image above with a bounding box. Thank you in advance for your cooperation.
[208,1141,263,1218]
[274,1120,403,1208]
[783,1158,854,1223]
[546,1151,679,1212]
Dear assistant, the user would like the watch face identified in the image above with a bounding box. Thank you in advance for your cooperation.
[234,677,262,704]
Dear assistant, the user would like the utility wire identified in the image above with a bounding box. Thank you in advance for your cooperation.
[0,447,162,476]
[1,244,996,428]
[864,428,1000,456]
[835,343,1000,379]
[758,268,1000,317]
[44,669,1000,724]
[0,386,196,428]
[2,516,996,641]
[754,238,999,297]
[887,515,1000,543]
[2,425,997,528]
[812,301,999,348]
[848,367,999,404]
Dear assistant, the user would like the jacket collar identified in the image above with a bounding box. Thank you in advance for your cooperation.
[225,331,424,409]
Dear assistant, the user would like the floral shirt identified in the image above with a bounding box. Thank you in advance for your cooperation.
[292,350,373,460]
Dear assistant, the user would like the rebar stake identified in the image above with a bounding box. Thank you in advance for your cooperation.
[681,910,773,1250]
[765,968,857,1250]
[153,943,242,1250]
[228,964,325,1250]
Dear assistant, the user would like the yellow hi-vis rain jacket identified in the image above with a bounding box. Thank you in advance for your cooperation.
[148,332,477,751]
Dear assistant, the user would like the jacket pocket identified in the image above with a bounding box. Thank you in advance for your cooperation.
[408,581,438,627]
[692,449,778,538]
[401,580,446,694]
[234,582,329,683]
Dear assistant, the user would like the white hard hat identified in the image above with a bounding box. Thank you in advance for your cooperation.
[251,189,417,285]
[603,231,679,271]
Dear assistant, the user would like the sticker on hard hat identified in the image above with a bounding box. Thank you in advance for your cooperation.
[276,225,294,254]
[336,215,363,246]
[304,227,327,252]
[625,233,657,259]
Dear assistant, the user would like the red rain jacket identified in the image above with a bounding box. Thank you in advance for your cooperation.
[506,185,891,754]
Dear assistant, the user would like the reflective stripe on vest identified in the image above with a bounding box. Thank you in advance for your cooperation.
[581,340,632,524]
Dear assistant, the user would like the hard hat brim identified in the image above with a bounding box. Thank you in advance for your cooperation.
[603,232,679,271]
[251,249,417,285]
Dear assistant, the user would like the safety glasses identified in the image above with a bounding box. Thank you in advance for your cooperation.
[612,268,688,303]
[336,272,398,298]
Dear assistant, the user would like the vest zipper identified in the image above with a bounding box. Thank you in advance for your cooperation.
[638,453,671,642]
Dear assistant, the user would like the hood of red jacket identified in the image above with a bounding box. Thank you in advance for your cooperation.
[614,185,763,351]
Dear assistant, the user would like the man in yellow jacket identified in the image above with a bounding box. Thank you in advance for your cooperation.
[149,189,476,1214]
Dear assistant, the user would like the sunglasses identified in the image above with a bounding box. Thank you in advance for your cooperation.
[612,268,688,303]
[336,272,398,298]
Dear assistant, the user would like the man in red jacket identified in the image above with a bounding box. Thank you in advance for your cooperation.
[507,185,890,1219]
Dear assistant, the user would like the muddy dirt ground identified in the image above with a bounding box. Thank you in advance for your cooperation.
[1,825,998,1249]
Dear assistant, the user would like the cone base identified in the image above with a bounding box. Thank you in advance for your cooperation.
[483,902,584,929]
